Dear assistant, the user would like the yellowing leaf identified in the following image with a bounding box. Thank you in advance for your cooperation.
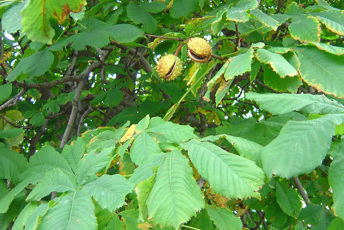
[120,124,137,142]
[22,0,86,43]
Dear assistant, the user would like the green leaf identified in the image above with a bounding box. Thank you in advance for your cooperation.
[263,65,301,92]
[261,116,338,178]
[316,10,344,36]
[250,9,279,30]
[108,24,144,43]
[329,155,344,219]
[148,122,197,143]
[130,132,161,166]
[226,0,258,22]
[141,1,166,13]
[0,128,23,139]
[256,49,298,77]
[119,209,140,230]
[20,145,72,184]
[0,145,27,183]
[129,154,166,185]
[2,2,24,33]
[170,0,197,18]
[83,174,134,211]
[97,211,124,230]
[7,50,54,82]
[103,88,123,107]
[0,180,28,213]
[146,150,204,228]
[135,174,155,221]
[265,200,288,228]
[127,2,158,33]
[76,147,113,185]
[38,190,97,230]
[207,205,243,230]
[25,203,49,230]
[27,168,76,201]
[299,204,334,230]
[21,0,86,43]
[224,49,253,80]
[246,92,344,115]
[182,139,265,199]
[67,18,111,50]
[12,202,39,230]
[295,46,344,97]
[275,182,302,217]
[30,112,45,126]
[310,42,344,56]
[289,15,320,43]
[61,137,86,173]
[204,134,263,164]
[328,218,344,230]
[0,83,12,104]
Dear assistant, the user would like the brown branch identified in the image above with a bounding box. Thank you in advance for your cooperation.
[0,88,27,112]
[144,34,184,41]
[77,106,93,137]
[254,79,279,93]
[59,80,85,149]
[0,114,33,129]
[28,119,49,158]
[293,176,311,205]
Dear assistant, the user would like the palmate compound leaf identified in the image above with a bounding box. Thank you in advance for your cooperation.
[76,147,113,185]
[246,92,344,115]
[329,155,344,219]
[182,139,265,199]
[295,46,344,97]
[261,114,344,178]
[83,174,134,212]
[250,9,280,31]
[21,0,86,44]
[146,150,204,228]
[27,168,77,201]
[38,190,97,230]
[206,205,243,230]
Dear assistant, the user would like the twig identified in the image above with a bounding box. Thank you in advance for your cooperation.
[59,81,85,149]
[0,114,32,129]
[144,34,184,41]
[235,22,240,51]
[293,176,311,205]
[0,88,26,112]
[254,79,279,93]
[257,210,269,230]
[28,119,49,158]
[77,106,93,136]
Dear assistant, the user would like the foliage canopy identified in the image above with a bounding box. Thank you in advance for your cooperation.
[1,0,344,229]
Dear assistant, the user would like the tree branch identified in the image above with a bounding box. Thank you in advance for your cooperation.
[0,88,27,112]
[59,80,85,149]
[77,106,93,137]
[293,176,311,205]
[28,119,49,158]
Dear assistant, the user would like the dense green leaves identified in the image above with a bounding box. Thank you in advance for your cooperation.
[1,0,344,229]
[146,150,204,228]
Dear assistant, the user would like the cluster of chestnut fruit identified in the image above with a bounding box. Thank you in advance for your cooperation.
[156,37,212,81]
